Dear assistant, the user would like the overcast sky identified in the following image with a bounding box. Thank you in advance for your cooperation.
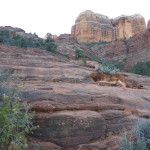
[0,0,149,38]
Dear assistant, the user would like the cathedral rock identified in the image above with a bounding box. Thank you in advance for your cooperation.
[71,10,146,43]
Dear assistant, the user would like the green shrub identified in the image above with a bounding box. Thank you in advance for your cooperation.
[0,74,37,150]
[0,29,69,58]
[44,35,57,52]
[82,57,87,64]
[96,60,120,74]
[129,62,150,77]
[120,132,148,150]
[146,61,150,68]
[60,53,69,58]
[0,29,9,40]
[88,56,123,74]
[75,49,85,59]
[115,62,125,71]
[17,36,27,48]
[89,57,102,63]
[0,29,57,50]
[86,41,111,48]
[134,119,150,142]
[120,119,150,150]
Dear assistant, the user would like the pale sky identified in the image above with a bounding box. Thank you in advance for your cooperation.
[0,0,149,38]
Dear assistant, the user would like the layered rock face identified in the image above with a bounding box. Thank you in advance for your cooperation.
[56,34,77,43]
[71,10,116,42]
[147,20,150,28]
[71,10,146,42]
[56,34,89,58]
[113,14,146,39]
[86,27,150,68]
[1,44,150,150]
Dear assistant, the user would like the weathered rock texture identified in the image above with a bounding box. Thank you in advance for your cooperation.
[85,27,150,68]
[71,10,146,42]
[71,10,116,43]
[90,72,143,88]
[113,14,146,39]
[147,20,150,28]
[57,34,77,43]
[56,34,88,58]
[1,43,150,150]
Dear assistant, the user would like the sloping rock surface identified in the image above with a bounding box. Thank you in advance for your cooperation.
[0,44,150,150]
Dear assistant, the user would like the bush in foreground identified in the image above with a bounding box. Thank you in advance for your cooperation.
[0,74,37,150]
[120,119,150,150]
[120,132,147,150]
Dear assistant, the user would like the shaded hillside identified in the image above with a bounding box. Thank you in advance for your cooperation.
[85,27,150,70]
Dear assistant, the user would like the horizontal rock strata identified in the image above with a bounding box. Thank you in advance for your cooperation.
[0,44,150,149]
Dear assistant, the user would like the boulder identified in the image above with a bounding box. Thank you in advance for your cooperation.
[33,111,106,146]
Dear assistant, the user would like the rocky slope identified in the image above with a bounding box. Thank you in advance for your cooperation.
[148,20,150,28]
[0,44,150,150]
[56,27,150,68]
[71,10,146,43]
[0,26,39,39]
[56,34,88,58]
[85,26,150,68]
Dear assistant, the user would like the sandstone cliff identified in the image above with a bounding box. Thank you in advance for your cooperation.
[112,14,146,39]
[71,10,116,43]
[71,10,146,42]
[147,20,150,28]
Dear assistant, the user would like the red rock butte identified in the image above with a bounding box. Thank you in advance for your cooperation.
[71,10,146,42]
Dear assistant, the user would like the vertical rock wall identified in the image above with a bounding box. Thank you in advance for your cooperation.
[71,10,146,43]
